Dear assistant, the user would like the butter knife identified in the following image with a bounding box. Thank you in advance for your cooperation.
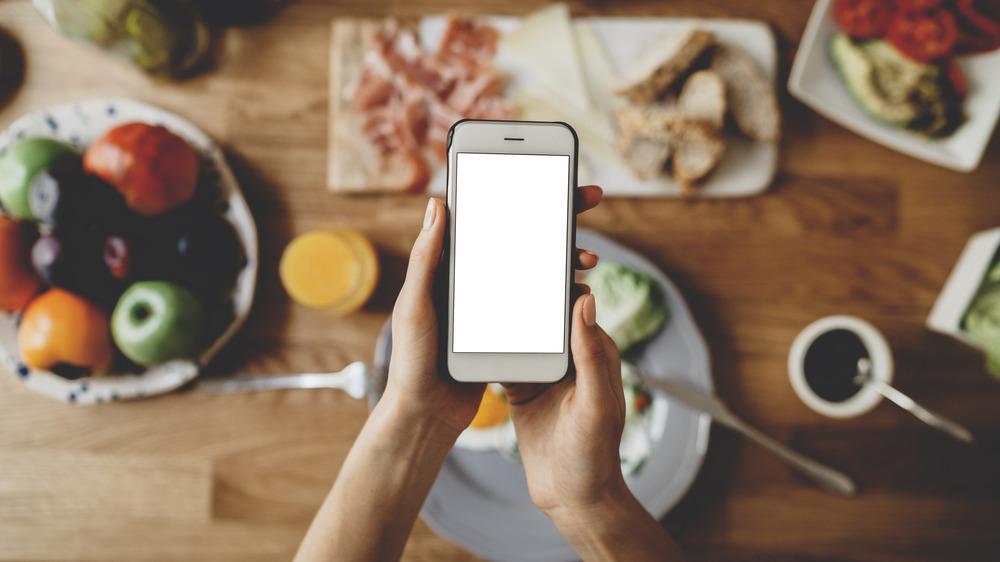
[640,375,858,498]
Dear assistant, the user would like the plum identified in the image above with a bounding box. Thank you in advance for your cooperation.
[103,235,132,280]
[174,212,244,295]
[29,159,133,232]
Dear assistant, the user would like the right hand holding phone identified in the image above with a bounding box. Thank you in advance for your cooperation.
[506,296,686,561]
[504,293,629,517]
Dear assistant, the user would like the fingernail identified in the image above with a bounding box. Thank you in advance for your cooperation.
[583,294,596,328]
[422,198,436,230]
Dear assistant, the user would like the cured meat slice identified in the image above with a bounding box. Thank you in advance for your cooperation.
[343,17,514,192]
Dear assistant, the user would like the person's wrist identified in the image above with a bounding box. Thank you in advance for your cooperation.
[542,474,634,533]
[543,474,684,560]
[377,387,464,448]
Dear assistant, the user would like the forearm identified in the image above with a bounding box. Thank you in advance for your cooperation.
[294,393,458,562]
[546,479,686,562]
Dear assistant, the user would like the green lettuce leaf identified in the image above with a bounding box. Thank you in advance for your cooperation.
[587,261,670,354]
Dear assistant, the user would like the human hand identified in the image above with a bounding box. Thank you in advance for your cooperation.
[383,185,604,440]
[505,294,628,516]
[384,197,484,439]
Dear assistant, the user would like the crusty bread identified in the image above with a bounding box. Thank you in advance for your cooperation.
[678,69,727,129]
[711,44,780,142]
[617,132,672,181]
[615,70,727,188]
[615,105,688,141]
[672,121,725,194]
[613,27,715,105]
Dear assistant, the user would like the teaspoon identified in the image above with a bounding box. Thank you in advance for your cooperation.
[854,358,974,444]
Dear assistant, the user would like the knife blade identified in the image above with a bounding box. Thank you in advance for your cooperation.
[640,375,858,498]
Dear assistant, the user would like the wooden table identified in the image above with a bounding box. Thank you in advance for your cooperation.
[1,1,999,560]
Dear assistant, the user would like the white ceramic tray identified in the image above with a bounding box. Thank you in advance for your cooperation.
[789,0,1000,172]
[421,16,779,198]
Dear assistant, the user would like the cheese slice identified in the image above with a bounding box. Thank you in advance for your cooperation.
[511,85,619,166]
[574,22,622,116]
[498,4,593,111]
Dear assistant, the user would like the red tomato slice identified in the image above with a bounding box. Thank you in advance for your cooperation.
[887,8,959,61]
[896,0,945,12]
[955,0,1000,37]
[952,0,1000,54]
[834,0,894,38]
[944,58,968,96]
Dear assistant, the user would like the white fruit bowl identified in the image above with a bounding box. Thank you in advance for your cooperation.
[0,98,259,405]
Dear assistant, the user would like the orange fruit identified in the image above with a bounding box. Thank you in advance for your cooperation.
[18,288,114,373]
[0,216,41,312]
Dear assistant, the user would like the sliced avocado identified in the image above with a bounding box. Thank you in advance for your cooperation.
[862,40,938,100]
[830,34,918,126]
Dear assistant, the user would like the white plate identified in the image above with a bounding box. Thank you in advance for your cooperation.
[789,0,1000,172]
[420,16,779,198]
[372,229,713,561]
[0,98,259,404]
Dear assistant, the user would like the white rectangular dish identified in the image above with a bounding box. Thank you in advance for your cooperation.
[927,227,1000,348]
[789,0,1000,172]
[420,16,779,198]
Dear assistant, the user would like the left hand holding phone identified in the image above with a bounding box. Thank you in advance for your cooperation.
[383,197,485,440]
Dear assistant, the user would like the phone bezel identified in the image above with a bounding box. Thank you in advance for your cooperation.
[442,120,579,383]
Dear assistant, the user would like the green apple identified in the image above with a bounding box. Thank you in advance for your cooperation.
[0,138,79,219]
[112,280,205,366]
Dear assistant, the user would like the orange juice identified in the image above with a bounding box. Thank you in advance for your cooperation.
[279,227,379,314]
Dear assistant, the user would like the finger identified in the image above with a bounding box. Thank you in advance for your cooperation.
[575,248,599,270]
[598,327,626,418]
[399,198,445,301]
[575,185,603,215]
[570,294,617,404]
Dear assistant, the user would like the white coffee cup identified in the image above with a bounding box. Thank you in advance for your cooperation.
[788,315,894,418]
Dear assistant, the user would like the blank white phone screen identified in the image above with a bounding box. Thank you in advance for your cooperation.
[453,152,570,353]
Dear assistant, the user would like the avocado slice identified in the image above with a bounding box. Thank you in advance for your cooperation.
[829,34,919,126]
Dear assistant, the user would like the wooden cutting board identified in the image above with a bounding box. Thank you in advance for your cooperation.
[328,18,425,194]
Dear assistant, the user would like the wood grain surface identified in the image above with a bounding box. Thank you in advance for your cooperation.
[2,0,999,560]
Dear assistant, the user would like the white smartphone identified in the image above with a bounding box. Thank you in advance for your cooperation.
[441,120,578,383]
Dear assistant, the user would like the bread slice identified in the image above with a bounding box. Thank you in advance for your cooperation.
[613,28,715,105]
[677,69,727,129]
[672,121,725,194]
[615,104,688,141]
[617,133,673,181]
[711,44,781,142]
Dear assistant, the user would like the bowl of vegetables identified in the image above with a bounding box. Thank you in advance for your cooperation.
[789,0,1000,171]
[928,227,1000,377]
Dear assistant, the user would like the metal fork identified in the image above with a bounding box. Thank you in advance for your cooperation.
[196,361,377,399]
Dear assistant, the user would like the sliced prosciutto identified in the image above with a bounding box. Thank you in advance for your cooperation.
[346,17,515,193]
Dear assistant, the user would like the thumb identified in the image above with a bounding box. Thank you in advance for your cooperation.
[399,198,445,301]
[571,294,624,412]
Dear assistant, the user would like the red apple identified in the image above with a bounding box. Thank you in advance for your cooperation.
[83,123,199,217]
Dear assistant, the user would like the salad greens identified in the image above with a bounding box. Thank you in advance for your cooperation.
[587,261,670,354]
[963,260,1000,378]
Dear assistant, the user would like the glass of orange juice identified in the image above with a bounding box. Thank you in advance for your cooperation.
[279,226,379,315]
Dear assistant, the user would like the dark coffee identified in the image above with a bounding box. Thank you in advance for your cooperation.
[803,329,869,402]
